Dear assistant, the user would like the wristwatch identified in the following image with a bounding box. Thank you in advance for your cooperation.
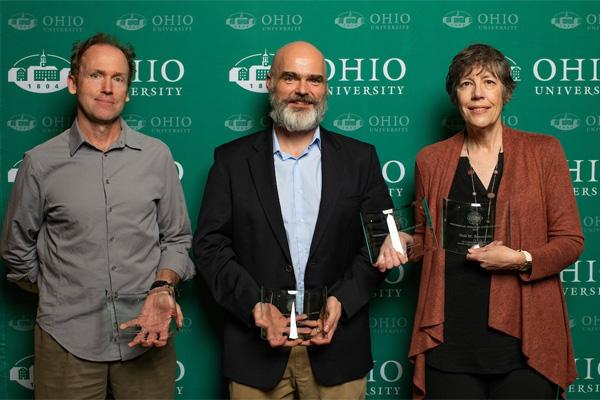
[517,250,532,272]
[149,280,174,292]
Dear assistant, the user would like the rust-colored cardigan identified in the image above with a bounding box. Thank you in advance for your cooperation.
[410,126,584,398]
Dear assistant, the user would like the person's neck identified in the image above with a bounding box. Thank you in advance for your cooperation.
[274,126,316,158]
[465,123,503,154]
[77,116,122,152]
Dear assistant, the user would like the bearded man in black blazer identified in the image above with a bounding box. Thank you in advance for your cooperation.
[193,41,402,399]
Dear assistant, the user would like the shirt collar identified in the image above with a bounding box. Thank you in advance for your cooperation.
[272,126,321,159]
[69,117,143,156]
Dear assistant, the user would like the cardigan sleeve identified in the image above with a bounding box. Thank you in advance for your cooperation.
[520,137,584,282]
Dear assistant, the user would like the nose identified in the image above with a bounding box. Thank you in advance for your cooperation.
[101,77,113,94]
[295,79,308,96]
[471,82,483,99]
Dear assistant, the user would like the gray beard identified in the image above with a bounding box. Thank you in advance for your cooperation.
[269,94,327,133]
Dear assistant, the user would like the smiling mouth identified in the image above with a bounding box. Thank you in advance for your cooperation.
[468,106,490,113]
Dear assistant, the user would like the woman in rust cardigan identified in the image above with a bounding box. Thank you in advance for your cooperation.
[382,44,583,398]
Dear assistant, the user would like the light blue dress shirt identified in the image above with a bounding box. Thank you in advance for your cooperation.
[273,127,322,313]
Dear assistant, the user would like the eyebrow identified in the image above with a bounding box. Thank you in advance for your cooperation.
[88,69,128,78]
[280,71,325,82]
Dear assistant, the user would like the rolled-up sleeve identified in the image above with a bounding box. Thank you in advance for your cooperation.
[1,154,44,283]
[156,147,195,281]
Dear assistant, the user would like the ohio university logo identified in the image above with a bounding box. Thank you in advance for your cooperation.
[332,113,364,132]
[335,11,366,29]
[7,114,36,132]
[8,51,70,93]
[550,113,581,131]
[116,13,146,31]
[506,57,522,81]
[551,11,582,29]
[123,114,147,131]
[224,114,255,132]
[230,50,407,97]
[10,355,34,390]
[443,10,472,28]
[229,50,273,93]
[225,12,256,30]
[7,12,37,30]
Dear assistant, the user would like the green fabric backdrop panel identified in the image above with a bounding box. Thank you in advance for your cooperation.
[1,1,599,398]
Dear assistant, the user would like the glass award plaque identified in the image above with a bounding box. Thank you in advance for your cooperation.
[442,198,510,254]
[360,198,435,264]
[260,287,327,340]
[106,291,178,344]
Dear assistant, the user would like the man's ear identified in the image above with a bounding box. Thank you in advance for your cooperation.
[266,73,273,91]
[67,74,77,95]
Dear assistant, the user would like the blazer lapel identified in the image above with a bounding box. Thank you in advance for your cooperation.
[309,129,344,257]
[247,131,292,263]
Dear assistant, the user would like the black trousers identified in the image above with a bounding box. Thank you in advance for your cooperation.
[425,365,560,399]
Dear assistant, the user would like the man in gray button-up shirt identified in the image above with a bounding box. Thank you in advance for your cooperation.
[1,33,194,399]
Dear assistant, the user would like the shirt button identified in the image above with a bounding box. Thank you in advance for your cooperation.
[284,264,293,273]
[108,207,113,212]
[109,237,115,242]
[105,179,110,184]
[111,265,117,271]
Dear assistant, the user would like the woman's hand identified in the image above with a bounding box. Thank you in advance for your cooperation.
[466,241,527,272]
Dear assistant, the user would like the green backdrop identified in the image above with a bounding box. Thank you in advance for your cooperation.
[1,1,599,398]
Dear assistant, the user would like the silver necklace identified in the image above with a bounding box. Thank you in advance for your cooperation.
[465,142,501,247]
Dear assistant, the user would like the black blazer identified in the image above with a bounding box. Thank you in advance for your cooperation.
[193,127,392,389]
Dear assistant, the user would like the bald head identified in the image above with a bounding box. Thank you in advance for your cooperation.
[266,41,328,134]
[270,41,326,79]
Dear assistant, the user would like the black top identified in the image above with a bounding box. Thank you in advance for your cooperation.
[426,154,527,374]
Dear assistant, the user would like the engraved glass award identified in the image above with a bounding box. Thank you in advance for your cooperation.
[360,198,435,264]
[106,291,178,344]
[442,198,510,254]
[260,287,327,341]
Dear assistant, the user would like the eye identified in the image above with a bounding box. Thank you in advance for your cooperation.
[308,77,323,85]
[90,72,101,79]
[459,81,471,88]
[485,79,496,86]
[281,73,295,82]
[113,76,125,84]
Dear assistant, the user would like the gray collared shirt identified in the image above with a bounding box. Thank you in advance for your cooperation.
[1,119,194,361]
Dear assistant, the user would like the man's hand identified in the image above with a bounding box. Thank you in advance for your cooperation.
[373,232,412,272]
[120,287,182,348]
[308,296,342,346]
[253,302,303,347]
[466,241,527,272]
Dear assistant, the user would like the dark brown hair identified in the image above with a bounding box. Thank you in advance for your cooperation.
[446,43,516,104]
[70,33,136,86]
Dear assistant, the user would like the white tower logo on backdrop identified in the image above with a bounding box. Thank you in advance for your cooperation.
[332,114,364,131]
[229,50,273,93]
[116,13,146,31]
[335,11,365,29]
[226,12,256,30]
[123,114,147,131]
[8,51,70,93]
[7,114,37,132]
[442,10,472,28]
[225,114,255,132]
[550,113,581,131]
[10,355,34,390]
[8,12,37,30]
[551,11,581,29]
[505,57,522,82]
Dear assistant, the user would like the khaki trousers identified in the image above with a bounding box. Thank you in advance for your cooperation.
[229,346,367,400]
[34,324,176,399]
